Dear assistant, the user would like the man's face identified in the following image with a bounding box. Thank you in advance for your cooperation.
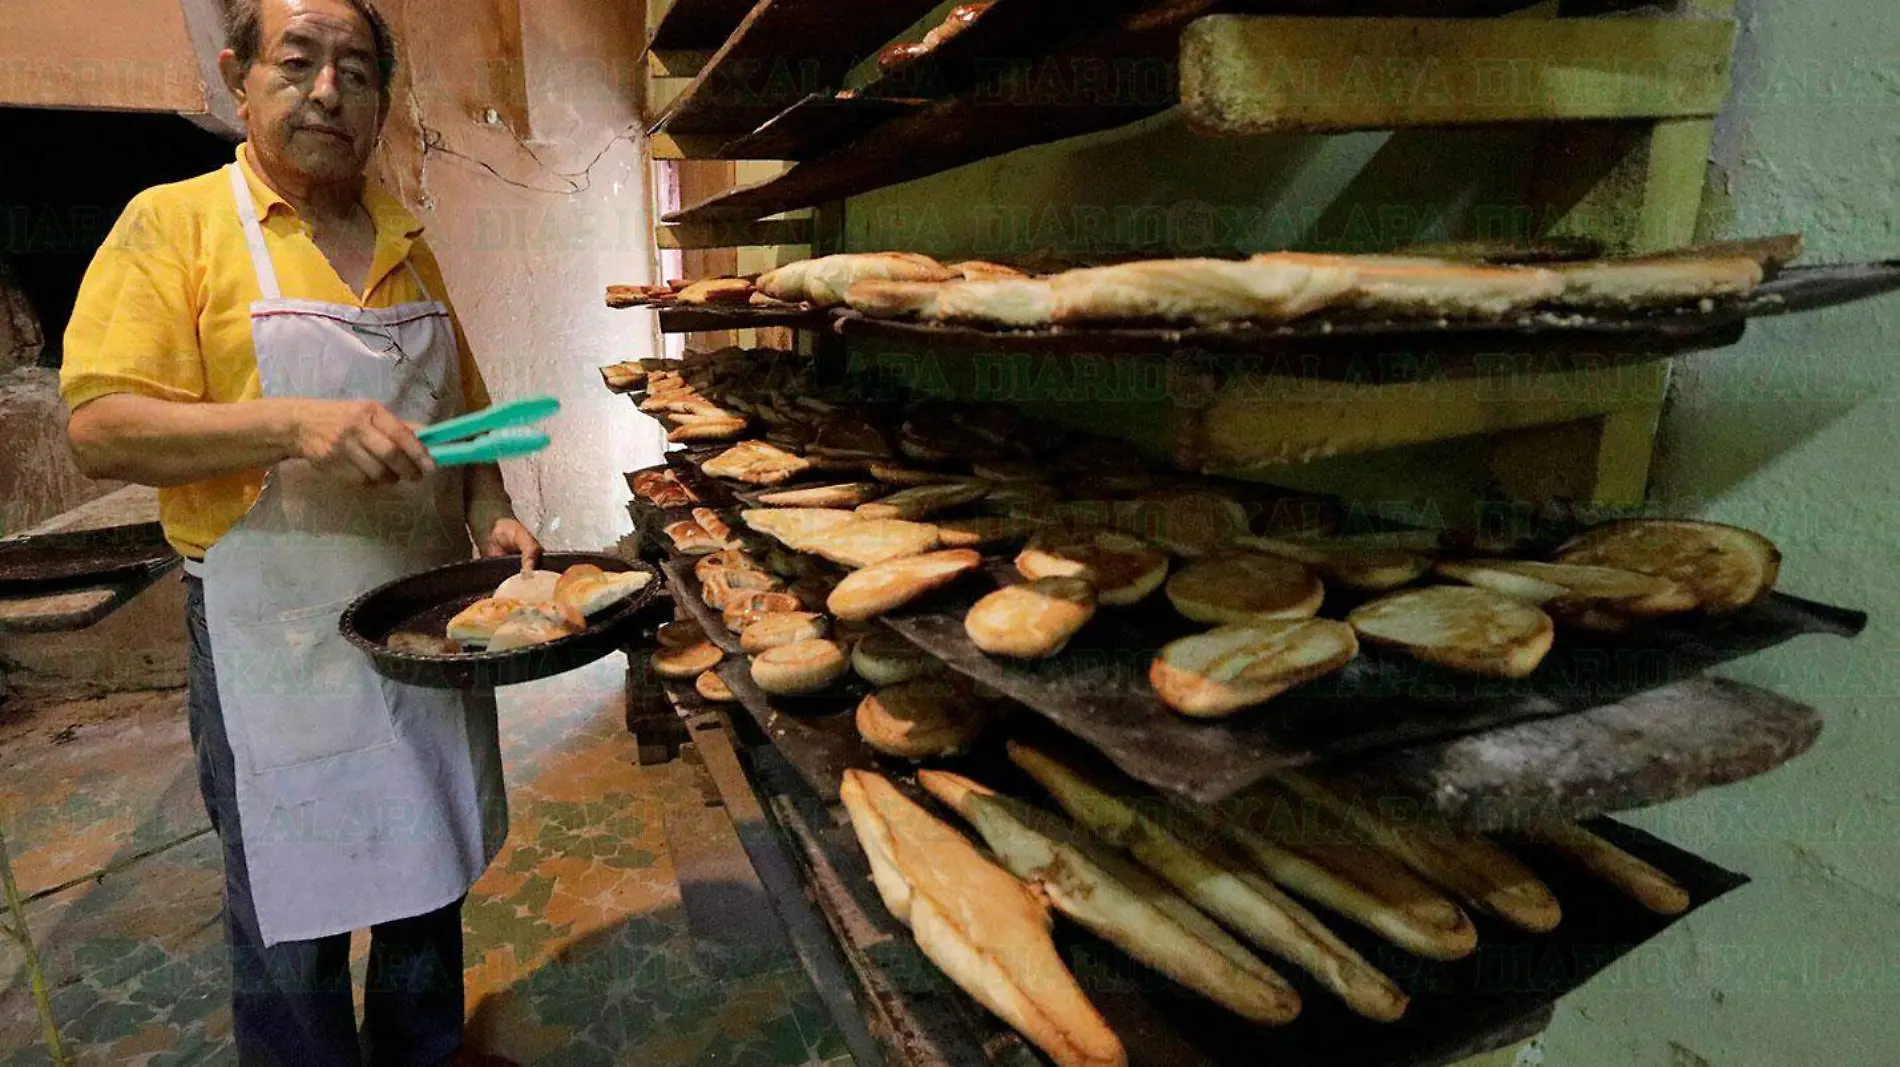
[233,0,385,186]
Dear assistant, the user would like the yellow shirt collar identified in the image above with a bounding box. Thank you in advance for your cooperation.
[234,144,428,299]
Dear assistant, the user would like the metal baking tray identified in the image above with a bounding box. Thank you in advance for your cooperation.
[831,261,1900,362]
[770,752,1748,1067]
[881,559,1866,804]
[340,553,663,690]
[0,522,179,597]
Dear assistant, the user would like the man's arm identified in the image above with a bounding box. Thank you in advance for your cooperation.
[466,462,541,568]
[69,393,434,487]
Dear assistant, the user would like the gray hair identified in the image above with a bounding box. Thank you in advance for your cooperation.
[225,0,398,101]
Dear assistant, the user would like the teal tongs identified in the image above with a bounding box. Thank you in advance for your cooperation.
[416,395,560,467]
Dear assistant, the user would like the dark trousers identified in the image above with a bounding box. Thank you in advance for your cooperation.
[184,576,467,1067]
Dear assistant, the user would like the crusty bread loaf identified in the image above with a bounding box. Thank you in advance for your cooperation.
[1347,586,1554,678]
[838,771,1126,1067]
[1049,257,1354,326]
[920,771,1301,1026]
[828,549,984,621]
[1165,552,1324,626]
[1259,252,1564,318]
[1150,620,1358,717]
[964,577,1097,659]
[758,253,958,307]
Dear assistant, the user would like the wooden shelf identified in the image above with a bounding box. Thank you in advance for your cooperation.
[713,93,926,161]
[664,0,1550,222]
[657,218,813,249]
[650,0,945,138]
[1180,16,1735,137]
[647,0,759,60]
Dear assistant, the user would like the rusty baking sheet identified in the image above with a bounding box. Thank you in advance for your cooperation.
[881,561,1865,804]
[660,557,877,803]
[0,523,179,597]
[833,261,1900,362]
[770,756,1745,1067]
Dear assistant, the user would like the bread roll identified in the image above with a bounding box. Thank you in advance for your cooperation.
[828,549,984,621]
[696,669,737,704]
[447,597,524,646]
[489,601,585,651]
[739,612,830,654]
[494,570,561,602]
[852,630,938,685]
[1151,620,1358,717]
[1050,257,1353,326]
[856,679,987,759]
[1347,586,1554,678]
[749,639,849,695]
[557,570,653,617]
[1165,552,1324,626]
[653,640,723,680]
[964,578,1096,659]
[1017,528,1169,607]
[1553,519,1780,615]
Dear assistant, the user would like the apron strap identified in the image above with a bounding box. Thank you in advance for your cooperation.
[228,164,283,301]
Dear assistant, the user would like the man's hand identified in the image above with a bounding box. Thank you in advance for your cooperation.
[481,517,542,571]
[292,399,434,485]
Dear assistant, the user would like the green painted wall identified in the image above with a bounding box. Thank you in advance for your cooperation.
[845,4,1899,1062]
[1535,0,1900,1063]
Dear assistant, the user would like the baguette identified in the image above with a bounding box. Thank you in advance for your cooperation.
[1265,773,1562,934]
[838,771,1125,1067]
[1202,805,1478,961]
[1516,821,1690,916]
[919,770,1301,1025]
[1009,744,1407,1021]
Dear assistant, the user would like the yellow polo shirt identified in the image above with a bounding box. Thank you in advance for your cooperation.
[61,145,491,560]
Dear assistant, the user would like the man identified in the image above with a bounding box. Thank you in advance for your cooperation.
[62,2,532,1064]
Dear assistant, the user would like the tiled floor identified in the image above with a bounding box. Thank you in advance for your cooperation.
[0,657,849,1067]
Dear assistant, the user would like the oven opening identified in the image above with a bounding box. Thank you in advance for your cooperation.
[1,107,236,371]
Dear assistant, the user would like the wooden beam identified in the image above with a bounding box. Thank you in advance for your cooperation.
[647,48,713,77]
[648,131,740,159]
[0,0,210,113]
[1180,15,1736,136]
[657,218,812,249]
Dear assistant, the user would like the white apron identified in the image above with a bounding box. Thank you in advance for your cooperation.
[199,163,506,946]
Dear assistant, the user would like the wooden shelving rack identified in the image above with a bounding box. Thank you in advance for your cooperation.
[619,2,1856,1066]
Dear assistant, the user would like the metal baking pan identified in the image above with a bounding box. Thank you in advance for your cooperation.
[340,553,663,690]
[881,560,1866,804]
[0,522,179,597]
[770,749,1747,1067]
[826,260,1900,360]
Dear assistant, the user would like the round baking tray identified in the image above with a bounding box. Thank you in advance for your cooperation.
[340,553,663,690]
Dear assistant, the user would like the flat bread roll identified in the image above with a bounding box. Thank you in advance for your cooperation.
[1151,620,1359,717]
[494,570,561,602]
[1114,486,1250,557]
[1049,257,1354,326]
[749,639,849,695]
[964,577,1097,659]
[852,630,940,685]
[1166,552,1324,626]
[828,550,985,621]
[1553,519,1780,614]
[695,670,737,704]
[1347,586,1554,678]
[1017,528,1169,607]
[740,508,861,549]
[388,631,464,656]
[554,564,606,604]
[1434,559,1695,618]
[740,612,830,654]
[557,571,653,617]
[856,482,990,521]
[810,519,944,570]
[758,482,886,508]
[936,515,1039,550]
[447,597,524,646]
[489,601,585,651]
[653,639,723,680]
[856,679,988,759]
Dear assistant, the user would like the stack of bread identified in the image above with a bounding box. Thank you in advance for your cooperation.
[843,740,1694,1063]
[435,563,651,654]
[654,356,1783,725]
